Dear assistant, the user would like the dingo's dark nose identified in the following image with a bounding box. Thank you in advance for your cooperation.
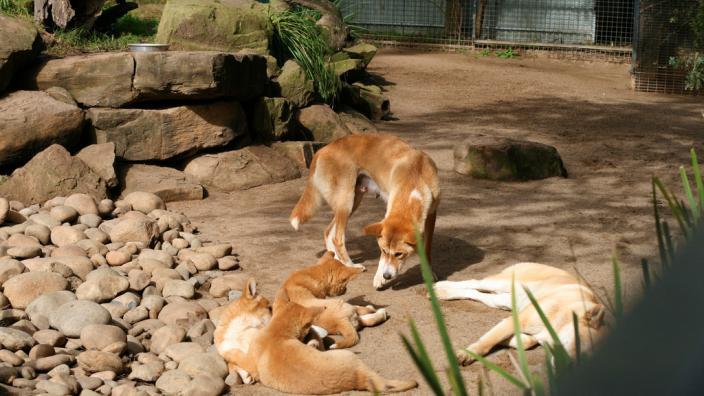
[383,272,393,280]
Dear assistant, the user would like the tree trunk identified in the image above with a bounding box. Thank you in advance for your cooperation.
[34,0,107,30]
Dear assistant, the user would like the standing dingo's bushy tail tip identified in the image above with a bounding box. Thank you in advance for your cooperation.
[289,160,321,230]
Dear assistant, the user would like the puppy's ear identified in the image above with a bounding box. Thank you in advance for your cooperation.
[585,304,606,329]
[244,278,257,299]
[318,251,336,262]
[363,221,383,237]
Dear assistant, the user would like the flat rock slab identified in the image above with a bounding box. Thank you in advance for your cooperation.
[0,90,84,168]
[184,146,301,192]
[87,101,247,161]
[26,51,267,107]
[0,144,107,205]
[453,136,568,181]
[119,164,204,202]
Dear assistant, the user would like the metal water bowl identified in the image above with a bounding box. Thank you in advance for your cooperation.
[128,43,170,52]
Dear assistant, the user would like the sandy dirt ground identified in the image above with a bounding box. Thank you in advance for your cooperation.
[170,48,704,395]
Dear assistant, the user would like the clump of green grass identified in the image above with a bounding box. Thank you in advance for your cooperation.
[46,14,157,56]
[495,47,519,59]
[0,0,30,16]
[271,9,340,104]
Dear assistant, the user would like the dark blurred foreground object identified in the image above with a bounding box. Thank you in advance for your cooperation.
[557,228,704,395]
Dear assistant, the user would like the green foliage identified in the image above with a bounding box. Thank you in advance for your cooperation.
[495,47,518,59]
[0,0,30,16]
[648,149,704,277]
[47,14,156,56]
[669,54,704,91]
[271,9,340,104]
[332,0,366,39]
[480,48,491,57]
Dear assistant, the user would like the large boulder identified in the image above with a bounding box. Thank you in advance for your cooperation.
[0,145,107,205]
[0,90,84,168]
[0,15,42,93]
[87,102,247,161]
[276,60,315,108]
[118,164,204,202]
[342,43,378,67]
[271,141,326,170]
[76,143,118,188]
[453,136,568,181]
[297,104,351,142]
[184,146,301,191]
[337,105,377,134]
[27,51,267,107]
[340,82,390,121]
[250,97,300,141]
[156,0,272,54]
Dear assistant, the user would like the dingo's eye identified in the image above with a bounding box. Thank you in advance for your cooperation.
[394,252,404,258]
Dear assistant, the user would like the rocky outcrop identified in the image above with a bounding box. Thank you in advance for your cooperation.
[340,82,390,121]
[271,141,326,170]
[132,52,267,103]
[119,164,204,202]
[337,105,378,134]
[0,90,84,168]
[342,43,378,67]
[30,52,136,108]
[156,0,272,54]
[76,143,118,188]
[250,97,300,141]
[0,16,42,94]
[297,104,351,142]
[276,60,315,108]
[27,51,267,107]
[0,145,107,204]
[184,146,301,191]
[453,136,568,181]
[87,102,247,162]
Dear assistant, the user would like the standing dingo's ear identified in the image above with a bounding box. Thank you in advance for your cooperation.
[244,278,257,299]
[363,221,383,237]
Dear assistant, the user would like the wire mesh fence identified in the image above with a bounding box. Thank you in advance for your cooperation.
[631,0,703,94]
[339,0,702,94]
[339,0,634,48]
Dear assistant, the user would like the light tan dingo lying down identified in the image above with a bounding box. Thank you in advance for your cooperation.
[434,263,606,365]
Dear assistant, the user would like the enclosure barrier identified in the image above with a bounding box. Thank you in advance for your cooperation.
[338,0,702,94]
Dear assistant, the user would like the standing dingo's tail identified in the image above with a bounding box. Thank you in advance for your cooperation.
[289,158,321,230]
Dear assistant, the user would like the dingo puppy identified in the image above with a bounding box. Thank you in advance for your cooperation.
[273,251,389,349]
[214,279,271,384]
[242,301,418,394]
[289,133,440,290]
[434,263,606,365]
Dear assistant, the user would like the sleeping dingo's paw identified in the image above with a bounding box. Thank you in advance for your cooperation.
[455,349,476,366]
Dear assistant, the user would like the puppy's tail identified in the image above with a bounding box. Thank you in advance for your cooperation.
[290,156,322,230]
[360,364,418,393]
